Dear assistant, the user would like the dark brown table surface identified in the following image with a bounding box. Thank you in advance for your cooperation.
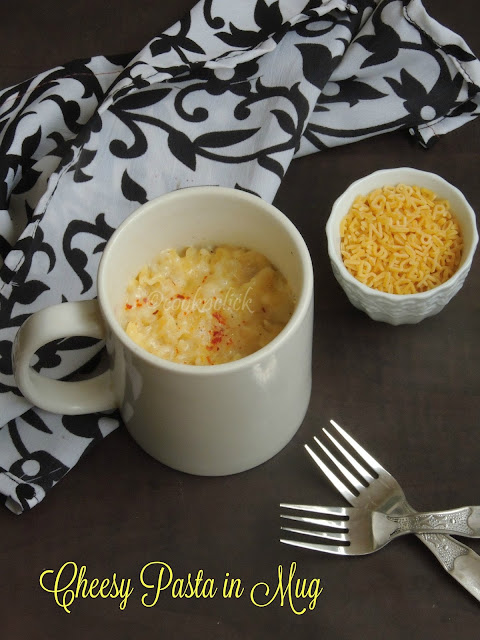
[1,2,479,638]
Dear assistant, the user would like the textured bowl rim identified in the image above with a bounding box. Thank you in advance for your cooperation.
[326,167,479,301]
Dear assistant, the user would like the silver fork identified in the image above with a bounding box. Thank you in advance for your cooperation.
[286,419,480,602]
[280,504,480,555]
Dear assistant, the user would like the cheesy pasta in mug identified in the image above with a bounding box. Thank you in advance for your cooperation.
[119,245,295,365]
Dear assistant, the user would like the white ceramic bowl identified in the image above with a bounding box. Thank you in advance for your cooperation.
[326,167,479,325]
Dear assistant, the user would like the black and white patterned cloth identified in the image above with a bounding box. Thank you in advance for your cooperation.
[1,0,479,513]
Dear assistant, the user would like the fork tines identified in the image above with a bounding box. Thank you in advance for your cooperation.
[279,503,352,554]
[280,504,349,540]
[279,420,384,555]
[304,419,380,503]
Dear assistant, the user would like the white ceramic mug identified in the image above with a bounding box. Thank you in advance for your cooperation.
[13,187,314,476]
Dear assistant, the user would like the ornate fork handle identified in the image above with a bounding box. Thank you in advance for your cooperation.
[390,501,480,601]
[387,506,480,538]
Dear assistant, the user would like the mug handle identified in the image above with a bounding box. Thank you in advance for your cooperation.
[13,299,117,415]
